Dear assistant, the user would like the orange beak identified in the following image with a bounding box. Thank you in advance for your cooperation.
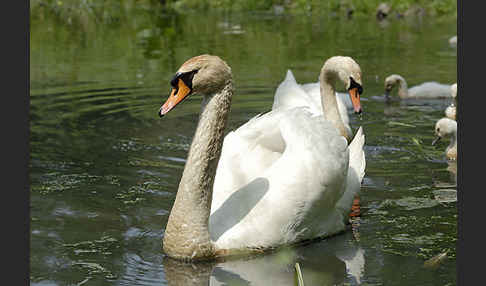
[159,78,192,117]
[348,87,362,114]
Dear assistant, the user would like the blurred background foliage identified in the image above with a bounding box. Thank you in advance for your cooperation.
[30,0,457,23]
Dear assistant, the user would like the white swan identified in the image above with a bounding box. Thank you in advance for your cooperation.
[272,70,357,141]
[384,74,452,100]
[445,83,457,120]
[159,54,366,261]
[432,117,457,161]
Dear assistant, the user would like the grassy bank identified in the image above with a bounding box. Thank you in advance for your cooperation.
[167,0,457,17]
[30,0,457,23]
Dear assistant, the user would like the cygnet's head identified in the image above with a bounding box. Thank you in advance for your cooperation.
[432,117,457,145]
[384,74,404,94]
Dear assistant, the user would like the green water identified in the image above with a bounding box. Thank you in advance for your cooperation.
[30,3,457,286]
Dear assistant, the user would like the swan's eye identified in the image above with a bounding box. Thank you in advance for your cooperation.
[349,77,363,95]
[170,72,182,88]
[170,70,198,89]
[180,70,198,89]
[436,128,440,133]
[170,70,199,97]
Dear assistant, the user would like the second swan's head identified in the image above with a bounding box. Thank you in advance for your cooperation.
[159,54,232,117]
[322,56,364,114]
[384,74,405,99]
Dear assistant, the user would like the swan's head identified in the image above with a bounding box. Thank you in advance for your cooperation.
[384,74,403,98]
[322,56,364,114]
[432,117,457,145]
[159,54,232,117]
[451,83,457,99]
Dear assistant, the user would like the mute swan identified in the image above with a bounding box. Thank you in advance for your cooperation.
[272,69,360,141]
[445,83,457,120]
[159,54,366,261]
[432,117,457,161]
[384,74,452,100]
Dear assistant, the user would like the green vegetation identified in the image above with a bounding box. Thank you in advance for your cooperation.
[165,0,456,17]
[30,0,457,21]
[294,262,305,286]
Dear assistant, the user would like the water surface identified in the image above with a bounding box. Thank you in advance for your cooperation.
[30,4,457,285]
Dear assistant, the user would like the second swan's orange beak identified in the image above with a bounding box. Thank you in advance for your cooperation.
[348,87,362,114]
[159,78,192,117]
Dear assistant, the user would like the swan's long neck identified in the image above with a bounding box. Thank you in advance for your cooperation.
[395,76,409,99]
[163,81,233,260]
[320,68,351,141]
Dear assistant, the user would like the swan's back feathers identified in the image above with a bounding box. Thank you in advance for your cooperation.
[231,110,289,154]
[212,110,287,211]
[272,70,321,114]
[409,82,452,98]
[274,72,352,138]
[211,108,353,249]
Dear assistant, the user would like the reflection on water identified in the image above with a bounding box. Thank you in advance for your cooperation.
[161,232,362,286]
[30,3,456,286]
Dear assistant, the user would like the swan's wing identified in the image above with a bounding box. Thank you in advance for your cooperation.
[299,82,324,113]
[272,70,318,113]
[212,110,287,212]
[211,108,352,249]
[348,126,366,182]
[300,81,320,93]
[409,82,452,98]
[336,126,366,218]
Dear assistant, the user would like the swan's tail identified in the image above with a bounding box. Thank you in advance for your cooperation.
[272,69,310,111]
[336,126,366,218]
[285,69,296,82]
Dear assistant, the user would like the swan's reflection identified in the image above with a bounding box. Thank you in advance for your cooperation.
[434,160,457,189]
[446,160,457,184]
[163,231,366,285]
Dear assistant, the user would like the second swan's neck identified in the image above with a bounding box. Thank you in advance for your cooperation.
[395,76,409,99]
[320,69,351,141]
[163,81,233,261]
